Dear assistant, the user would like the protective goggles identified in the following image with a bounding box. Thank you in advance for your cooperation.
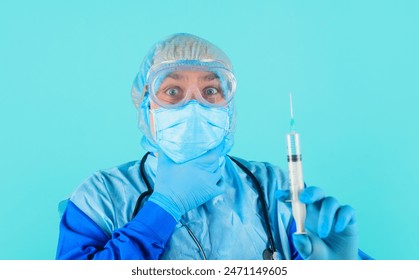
[146,62,236,108]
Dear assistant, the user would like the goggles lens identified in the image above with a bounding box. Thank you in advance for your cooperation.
[147,66,236,108]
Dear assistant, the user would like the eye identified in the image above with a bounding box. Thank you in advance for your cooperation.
[204,87,219,96]
[165,88,180,96]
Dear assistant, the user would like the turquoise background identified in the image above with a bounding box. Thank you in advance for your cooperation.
[1,0,418,260]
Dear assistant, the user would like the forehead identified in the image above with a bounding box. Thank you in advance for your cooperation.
[165,71,218,81]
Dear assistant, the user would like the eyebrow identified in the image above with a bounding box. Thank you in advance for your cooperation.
[202,73,219,81]
[167,73,183,80]
[166,73,219,81]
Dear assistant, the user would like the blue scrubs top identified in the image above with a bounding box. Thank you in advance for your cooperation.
[56,154,370,260]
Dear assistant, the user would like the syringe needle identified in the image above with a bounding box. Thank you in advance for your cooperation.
[289,92,295,131]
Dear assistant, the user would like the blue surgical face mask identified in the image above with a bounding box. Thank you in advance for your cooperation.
[151,101,230,163]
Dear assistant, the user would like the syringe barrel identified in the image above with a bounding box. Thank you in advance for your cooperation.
[287,132,301,157]
[286,132,306,233]
[287,133,304,197]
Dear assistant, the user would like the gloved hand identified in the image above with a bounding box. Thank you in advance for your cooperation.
[275,186,359,259]
[148,146,225,221]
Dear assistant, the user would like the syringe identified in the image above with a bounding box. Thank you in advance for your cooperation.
[286,93,306,234]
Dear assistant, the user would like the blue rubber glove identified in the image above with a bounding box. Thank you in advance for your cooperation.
[275,186,358,259]
[148,146,225,221]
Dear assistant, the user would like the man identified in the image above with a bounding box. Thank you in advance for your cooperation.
[56,33,369,260]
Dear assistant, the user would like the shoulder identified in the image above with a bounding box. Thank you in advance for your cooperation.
[69,160,145,234]
[70,160,141,201]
